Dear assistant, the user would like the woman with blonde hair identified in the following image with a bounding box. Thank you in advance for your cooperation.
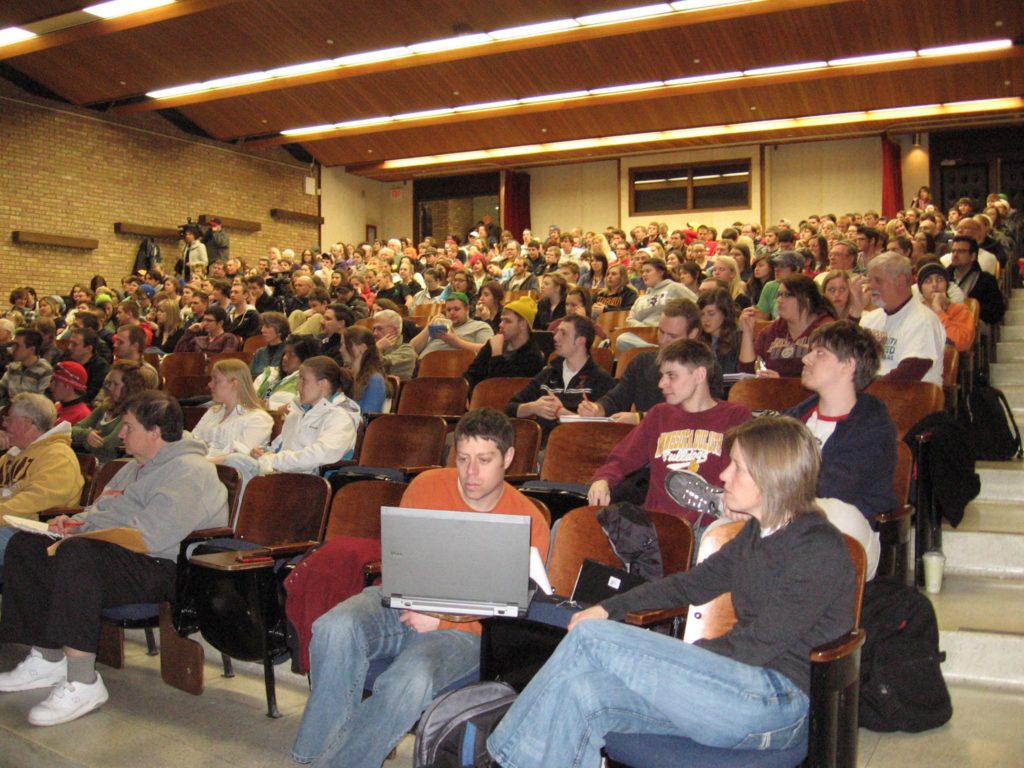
[821,270,855,320]
[151,299,185,353]
[193,358,273,462]
[711,255,751,309]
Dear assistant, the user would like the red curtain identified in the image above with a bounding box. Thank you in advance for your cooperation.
[881,136,903,218]
[502,170,530,237]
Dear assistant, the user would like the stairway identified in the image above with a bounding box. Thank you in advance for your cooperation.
[937,288,1024,690]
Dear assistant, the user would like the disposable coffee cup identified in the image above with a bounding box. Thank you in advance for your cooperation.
[922,551,945,594]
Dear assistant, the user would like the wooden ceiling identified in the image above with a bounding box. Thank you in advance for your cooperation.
[2,0,1021,180]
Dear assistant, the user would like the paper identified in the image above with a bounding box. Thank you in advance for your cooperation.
[530,546,553,595]
[557,414,613,423]
[2,515,59,539]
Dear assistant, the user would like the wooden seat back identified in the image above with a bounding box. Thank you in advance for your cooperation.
[614,346,651,379]
[540,422,635,484]
[417,349,476,378]
[469,377,533,411]
[356,414,448,469]
[865,380,944,440]
[608,326,658,354]
[324,479,408,540]
[234,473,331,546]
[727,377,808,412]
[548,505,693,597]
[447,418,541,480]
[396,377,468,418]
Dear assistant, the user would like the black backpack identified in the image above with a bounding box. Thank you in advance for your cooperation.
[413,681,516,768]
[858,579,952,732]
[961,383,1022,461]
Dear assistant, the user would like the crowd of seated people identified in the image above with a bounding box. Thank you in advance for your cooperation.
[0,191,1018,750]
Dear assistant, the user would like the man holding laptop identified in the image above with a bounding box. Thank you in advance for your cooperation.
[292,408,550,768]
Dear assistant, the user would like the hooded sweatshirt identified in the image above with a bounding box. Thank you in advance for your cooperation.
[76,437,228,560]
[0,421,83,520]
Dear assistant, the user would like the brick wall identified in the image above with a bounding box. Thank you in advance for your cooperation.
[0,93,320,298]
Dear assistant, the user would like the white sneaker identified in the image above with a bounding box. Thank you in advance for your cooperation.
[0,649,67,692]
[28,675,109,726]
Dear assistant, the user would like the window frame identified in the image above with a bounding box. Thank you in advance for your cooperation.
[628,159,752,216]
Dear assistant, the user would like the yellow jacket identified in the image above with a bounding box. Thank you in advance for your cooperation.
[0,422,83,520]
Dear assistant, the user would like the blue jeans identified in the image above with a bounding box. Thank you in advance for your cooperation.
[291,587,481,768]
[487,619,809,768]
[0,526,17,568]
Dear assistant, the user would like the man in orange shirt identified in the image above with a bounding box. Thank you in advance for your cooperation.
[292,408,549,768]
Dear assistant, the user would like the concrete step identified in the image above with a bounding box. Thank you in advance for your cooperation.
[954,499,1024,535]
[989,362,1024,387]
[996,341,1024,360]
[1000,325,1024,341]
[1004,309,1024,325]
[976,460,1024,501]
[998,384,1024,409]
[931,575,1024,690]
[942,529,1024,578]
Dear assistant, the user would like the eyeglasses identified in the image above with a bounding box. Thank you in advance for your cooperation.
[776,290,794,298]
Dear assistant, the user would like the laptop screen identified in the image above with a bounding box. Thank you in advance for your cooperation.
[380,506,532,617]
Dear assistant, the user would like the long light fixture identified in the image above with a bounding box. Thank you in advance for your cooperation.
[83,0,174,19]
[0,27,37,47]
[280,39,1014,138]
[378,98,1024,170]
[146,0,768,100]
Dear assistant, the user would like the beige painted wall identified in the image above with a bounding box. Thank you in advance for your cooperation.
[898,133,931,210]
[320,166,381,246]
[620,145,762,234]
[529,160,619,233]
[765,138,881,223]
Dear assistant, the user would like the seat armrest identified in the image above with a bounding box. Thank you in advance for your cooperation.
[875,504,913,525]
[37,506,84,521]
[504,472,539,485]
[623,606,689,627]
[401,464,442,476]
[184,527,233,542]
[319,459,358,474]
[263,540,319,557]
[810,628,865,663]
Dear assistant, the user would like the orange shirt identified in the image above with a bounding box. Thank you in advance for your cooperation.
[400,468,550,634]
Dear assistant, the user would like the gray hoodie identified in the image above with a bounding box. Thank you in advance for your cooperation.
[77,437,228,560]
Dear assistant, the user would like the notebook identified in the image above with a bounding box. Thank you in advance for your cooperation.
[380,506,533,617]
[569,559,646,607]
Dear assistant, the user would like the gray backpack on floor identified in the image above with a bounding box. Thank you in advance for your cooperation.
[413,681,516,768]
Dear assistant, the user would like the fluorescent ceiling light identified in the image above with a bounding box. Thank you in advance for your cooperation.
[635,179,668,184]
[520,90,589,104]
[335,116,394,129]
[577,4,673,26]
[918,39,1012,57]
[265,59,340,78]
[408,33,492,54]
[334,46,411,66]
[281,124,336,137]
[454,99,519,112]
[828,51,915,67]
[589,80,665,96]
[665,71,742,85]
[202,72,268,89]
[393,107,455,121]
[672,0,763,10]
[379,98,1024,171]
[744,61,827,77]
[147,83,206,99]
[0,26,36,46]
[693,174,722,179]
[488,19,579,39]
[83,0,174,19]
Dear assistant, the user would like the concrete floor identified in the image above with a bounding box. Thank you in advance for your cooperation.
[2,634,1023,768]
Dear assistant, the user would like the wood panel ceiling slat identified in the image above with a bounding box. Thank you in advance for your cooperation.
[301,58,1023,167]
[4,0,629,104]
[172,0,1017,140]
[0,2,85,28]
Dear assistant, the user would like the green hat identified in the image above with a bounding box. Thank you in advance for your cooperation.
[503,296,538,327]
[447,291,470,306]
[94,294,113,306]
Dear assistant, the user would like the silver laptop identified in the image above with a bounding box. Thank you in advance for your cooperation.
[380,506,532,617]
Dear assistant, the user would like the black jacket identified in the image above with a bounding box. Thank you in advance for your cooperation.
[506,356,615,439]
[949,262,1006,326]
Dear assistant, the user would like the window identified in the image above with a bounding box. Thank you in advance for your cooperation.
[630,160,751,215]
